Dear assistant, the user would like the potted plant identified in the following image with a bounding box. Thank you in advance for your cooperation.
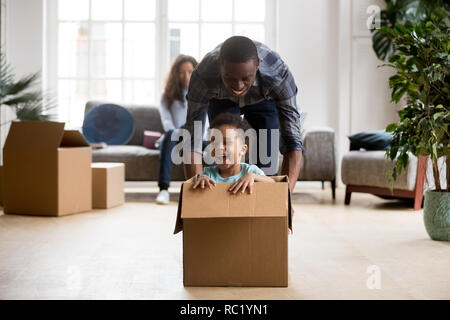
[0,51,54,122]
[381,13,449,240]
[372,0,450,61]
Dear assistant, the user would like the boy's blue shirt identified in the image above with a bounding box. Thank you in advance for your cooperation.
[202,163,265,183]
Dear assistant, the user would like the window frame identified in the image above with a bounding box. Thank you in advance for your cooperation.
[44,0,277,127]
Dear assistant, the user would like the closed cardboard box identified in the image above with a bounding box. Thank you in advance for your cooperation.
[3,121,92,216]
[92,162,125,209]
[174,176,292,287]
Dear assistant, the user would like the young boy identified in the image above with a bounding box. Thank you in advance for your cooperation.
[192,113,274,194]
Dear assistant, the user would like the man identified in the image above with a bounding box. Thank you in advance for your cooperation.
[184,36,305,193]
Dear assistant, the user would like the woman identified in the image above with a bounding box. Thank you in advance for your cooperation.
[156,54,198,204]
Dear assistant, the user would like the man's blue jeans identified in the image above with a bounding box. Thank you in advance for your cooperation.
[158,129,208,190]
[207,98,280,175]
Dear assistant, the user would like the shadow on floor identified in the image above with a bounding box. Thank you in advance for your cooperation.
[397,237,450,247]
[290,192,336,205]
[126,192,181,203]
[126,190,337,205]
[125,188,418,211]
[370,198,419,211]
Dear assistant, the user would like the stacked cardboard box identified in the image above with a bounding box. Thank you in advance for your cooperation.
[92,162,125,209]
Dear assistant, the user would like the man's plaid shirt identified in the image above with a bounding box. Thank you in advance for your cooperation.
[185,40,306,154]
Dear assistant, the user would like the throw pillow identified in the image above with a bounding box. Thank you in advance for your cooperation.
[348,130,393,151]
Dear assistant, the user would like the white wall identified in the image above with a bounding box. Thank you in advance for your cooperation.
[1,0,44,164]
[5,0,44,78]
[277,0,339,130]
[1,0,6,45]
[277,0,397,131]
[350,0,398,134]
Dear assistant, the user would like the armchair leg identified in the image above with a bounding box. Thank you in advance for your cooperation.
[344,186,351,205]
[413,189,425,210]
[321,181,324,190]
[413,155,428,211]
[413,195,423,211]
[331,178,336,200]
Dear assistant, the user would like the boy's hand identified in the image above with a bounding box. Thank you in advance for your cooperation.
[192,174,216,190]
[228,173,255,194]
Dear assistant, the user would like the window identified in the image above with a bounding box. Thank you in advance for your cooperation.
[167,0,266,62]
[47,0,274,128]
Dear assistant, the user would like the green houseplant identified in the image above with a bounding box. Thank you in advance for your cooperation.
[372,0,450,61]
[381,13,449,240]
[0,52,54,122]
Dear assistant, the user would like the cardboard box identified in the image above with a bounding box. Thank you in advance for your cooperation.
[174,176,292,287]
[3,121,92,216]
[92,162,125,209]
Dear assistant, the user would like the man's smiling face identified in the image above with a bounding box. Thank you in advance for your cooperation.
[220,59,259,98]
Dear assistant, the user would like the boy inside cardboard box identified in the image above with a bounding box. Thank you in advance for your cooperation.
[174,113,292,287]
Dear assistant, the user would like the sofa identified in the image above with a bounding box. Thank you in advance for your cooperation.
[86,101,337,197]
[86,101,186,181]
[295,127,336,199]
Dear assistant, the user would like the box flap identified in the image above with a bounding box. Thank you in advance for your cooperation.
[174,183,184,234]
[174,175,292,234]
[181,178,288,219]
[4,121,65,150]
[271,175,288,183]
[288,185,292,232]
[60,130,90,147]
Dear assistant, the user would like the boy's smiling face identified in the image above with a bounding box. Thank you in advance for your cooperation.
[210,125,248,171]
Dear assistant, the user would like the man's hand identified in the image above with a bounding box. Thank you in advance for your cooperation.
[281,150,301,226]
[192,174,216,190]
[228,173,256,194]
[281,150,303,193]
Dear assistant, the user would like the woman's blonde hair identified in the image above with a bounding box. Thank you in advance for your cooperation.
[161,54,198,109]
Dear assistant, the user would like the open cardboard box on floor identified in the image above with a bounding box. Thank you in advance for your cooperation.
[174,175,292,287]
[2,121,92,216]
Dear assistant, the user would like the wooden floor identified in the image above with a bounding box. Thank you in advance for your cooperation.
[1,182,449,300]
